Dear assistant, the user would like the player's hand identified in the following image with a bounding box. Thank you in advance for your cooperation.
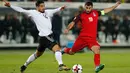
[116,0,121,6]
[3,0,10,7]
[60,5,66,11]
[64,29,69,34]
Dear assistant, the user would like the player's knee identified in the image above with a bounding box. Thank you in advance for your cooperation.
[36,51,43,57]
[94,49,100,54]
[93,48,100,54]
[37,54,41,57]
[52,45,61,52]
[91,46,100,54]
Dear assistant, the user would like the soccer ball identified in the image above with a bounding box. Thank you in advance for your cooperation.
[72,64,83,73]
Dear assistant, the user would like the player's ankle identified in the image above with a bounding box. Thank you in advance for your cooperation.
[95,64,100,68]
[23,64,27,67]
[59,64,65,67]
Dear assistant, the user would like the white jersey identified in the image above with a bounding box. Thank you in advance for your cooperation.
[11,5,61,36]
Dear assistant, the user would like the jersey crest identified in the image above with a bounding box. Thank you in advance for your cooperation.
[88,17,93,22]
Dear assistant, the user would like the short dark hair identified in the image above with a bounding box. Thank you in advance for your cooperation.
[35,0,44,7]
[85,1,93,6]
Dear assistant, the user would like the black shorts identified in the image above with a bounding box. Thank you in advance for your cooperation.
[37,34,59,52]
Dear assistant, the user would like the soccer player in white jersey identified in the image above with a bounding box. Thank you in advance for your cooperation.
[3,0,70,73]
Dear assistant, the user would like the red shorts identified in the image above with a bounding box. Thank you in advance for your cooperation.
[71,36,100,52]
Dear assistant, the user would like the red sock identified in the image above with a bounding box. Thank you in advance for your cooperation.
[64,48,71,54]
[94,54,100,67]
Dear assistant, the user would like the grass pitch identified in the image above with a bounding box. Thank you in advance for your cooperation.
[0,49,130,73]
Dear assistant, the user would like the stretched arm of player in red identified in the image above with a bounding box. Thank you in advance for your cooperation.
[64,21,75,34]
[64,14,80,33]
[103,1,121,14]
[67,21,75,30]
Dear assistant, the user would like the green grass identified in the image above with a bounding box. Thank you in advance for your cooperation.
[0,49,130,73]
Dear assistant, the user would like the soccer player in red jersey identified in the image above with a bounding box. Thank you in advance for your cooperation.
[62,1,121,73]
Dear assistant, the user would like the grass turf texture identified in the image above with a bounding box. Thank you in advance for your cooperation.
[0,49,130,73]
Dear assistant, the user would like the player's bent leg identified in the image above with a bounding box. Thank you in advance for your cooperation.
[20,50,44,73]
[52,44,70,71]
[91,46,104,73]
[91,46,100,67]
[62,36,85,55]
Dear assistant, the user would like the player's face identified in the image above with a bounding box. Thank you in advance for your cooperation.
[85,5,93,13]
[37,3,45,13]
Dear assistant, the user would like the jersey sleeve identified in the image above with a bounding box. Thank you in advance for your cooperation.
[73,14,81,23]
[97,10,105,16]
[45,7,61,17]
[10,5,31,16]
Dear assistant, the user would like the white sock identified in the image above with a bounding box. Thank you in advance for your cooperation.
[24,52,37,67]
[55,51,63,65]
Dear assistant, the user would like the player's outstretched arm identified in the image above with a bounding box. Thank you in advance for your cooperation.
[64,21,75,34]
[46,6,66,17]
[3,0,30,14]
[52,5,66,13]
[103,1,121,14]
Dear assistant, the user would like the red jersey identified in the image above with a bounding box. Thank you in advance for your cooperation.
[73,10,101,39]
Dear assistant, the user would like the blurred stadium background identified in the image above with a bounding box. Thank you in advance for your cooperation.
[0,0,130,73]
